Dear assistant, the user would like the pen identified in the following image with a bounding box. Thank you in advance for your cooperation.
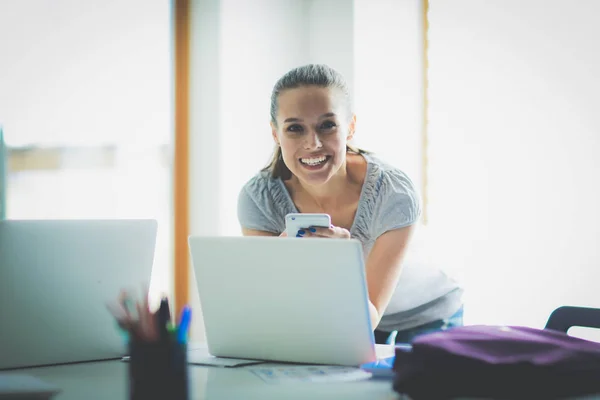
[158,297,171,341]
[177,305,192,343]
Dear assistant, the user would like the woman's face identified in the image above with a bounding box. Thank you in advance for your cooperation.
[272,86,355,186]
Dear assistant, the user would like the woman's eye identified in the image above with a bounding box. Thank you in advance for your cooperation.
[286,124,303,133]
[320,121,337,130]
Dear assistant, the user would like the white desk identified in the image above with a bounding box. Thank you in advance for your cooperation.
[8,360,600,400]
[4,360,401,400]
[6,344,600,400]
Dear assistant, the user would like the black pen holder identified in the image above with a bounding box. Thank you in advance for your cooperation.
[128,340,189,400]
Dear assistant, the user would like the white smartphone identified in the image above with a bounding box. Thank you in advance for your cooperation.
[285,213,331,237]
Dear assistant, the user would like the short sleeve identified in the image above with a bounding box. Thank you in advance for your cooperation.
[370,169,421,239]
[237,175,281,234]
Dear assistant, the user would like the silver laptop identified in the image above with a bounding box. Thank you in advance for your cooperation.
[0,219,157,370]
[188,236,377,366]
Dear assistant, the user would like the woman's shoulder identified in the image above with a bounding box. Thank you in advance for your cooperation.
[362,153,419,198]
[241,169,276,195]
[238,168,287,209]
[359,152,422,236]
[237,169,289,232]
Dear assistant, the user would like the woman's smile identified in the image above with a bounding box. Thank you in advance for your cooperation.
[299,155,332,170]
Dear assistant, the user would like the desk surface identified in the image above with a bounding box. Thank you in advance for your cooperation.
[4,360,400,400]
[5,351,600,400]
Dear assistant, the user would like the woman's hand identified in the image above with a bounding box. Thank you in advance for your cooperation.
[296,225,351,239]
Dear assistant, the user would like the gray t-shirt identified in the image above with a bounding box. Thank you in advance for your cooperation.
[237,152,463,331]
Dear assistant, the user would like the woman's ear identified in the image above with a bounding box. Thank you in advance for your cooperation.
[347,114,357,141]
[271,121,280,146]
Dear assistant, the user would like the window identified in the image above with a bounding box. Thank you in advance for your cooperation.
[0,0,173,305]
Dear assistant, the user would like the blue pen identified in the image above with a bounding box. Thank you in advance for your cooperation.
[177,305,192,343]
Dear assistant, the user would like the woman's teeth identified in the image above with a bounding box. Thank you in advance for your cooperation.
[300,156,328,166]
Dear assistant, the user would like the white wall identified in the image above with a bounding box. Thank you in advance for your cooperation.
[353,0,423,186]
[188,0,222,341]
[306,0,354,97]
[189,0,222,238]
[428,0,600,328]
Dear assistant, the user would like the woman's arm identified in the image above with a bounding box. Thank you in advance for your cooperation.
[364,224,416,329]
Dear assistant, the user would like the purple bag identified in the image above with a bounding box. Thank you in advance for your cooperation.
[392,325,600,399]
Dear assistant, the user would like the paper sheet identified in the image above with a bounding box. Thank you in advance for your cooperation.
[121,344,265,368]
[249,365,373,384]
[187,346,265,367]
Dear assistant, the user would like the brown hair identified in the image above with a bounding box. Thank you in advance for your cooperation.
[263,64,366,180]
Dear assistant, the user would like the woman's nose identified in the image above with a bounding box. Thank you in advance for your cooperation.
[304,132,323,149]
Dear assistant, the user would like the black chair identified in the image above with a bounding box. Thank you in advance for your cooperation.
[544,305,600,333]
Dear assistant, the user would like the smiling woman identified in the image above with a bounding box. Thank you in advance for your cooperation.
[264,65,364,183]
[237,64,464,344]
